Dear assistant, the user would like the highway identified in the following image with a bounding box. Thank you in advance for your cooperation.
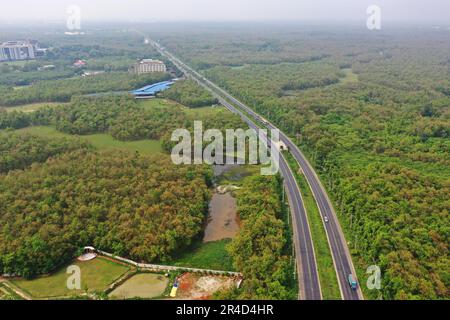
[149,39,323,300]
[195,74,364,300]
[219,95,323,301]
[149,37,367,300]
[198,78,363,300]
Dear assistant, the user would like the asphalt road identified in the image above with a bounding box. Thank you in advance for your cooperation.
[178,55,363,300]
[220,96,323,301]
[151,40,323,300]
[194,66,364,300]
[198,79,364,300]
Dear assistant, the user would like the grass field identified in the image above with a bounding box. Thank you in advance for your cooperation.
[138,98,181,111]
[17,126,163,155]
[139,97,223,117]
[170,240,235,271]
[1,102,65,112]
[284,152,341,300]
[109,273,169,299]
[0,60,29,67]
[11,257,130,299]
[183,105,224,117]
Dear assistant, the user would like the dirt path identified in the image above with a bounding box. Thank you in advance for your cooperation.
[1,280,32,300]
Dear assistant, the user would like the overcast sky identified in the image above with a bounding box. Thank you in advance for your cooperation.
[1,0,449,24]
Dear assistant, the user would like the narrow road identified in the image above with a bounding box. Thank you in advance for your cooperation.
[148,38,322,300]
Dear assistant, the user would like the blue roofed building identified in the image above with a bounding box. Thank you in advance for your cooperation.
[130,80,174,98]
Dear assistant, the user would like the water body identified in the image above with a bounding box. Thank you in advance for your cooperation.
[203,164,241,242]
[203,192,239,243]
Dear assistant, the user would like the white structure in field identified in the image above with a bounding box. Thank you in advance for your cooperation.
[130,59,166,74]
[0,41,36,61]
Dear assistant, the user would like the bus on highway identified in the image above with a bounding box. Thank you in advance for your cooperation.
[348,274,358,290]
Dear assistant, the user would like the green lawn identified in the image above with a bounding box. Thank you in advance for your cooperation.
[11,257,130,299]
[139,97,222,116]
[183,105,224,117]
[17,126,163,155]
[169,240,235,271]
[138,98,181,111]
[284,152,341,300]
[2,102,66,112]
[0,60,29,67]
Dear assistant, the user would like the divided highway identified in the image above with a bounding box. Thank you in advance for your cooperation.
[149,37,363,300]
[194,73,364,300]
[148,39,322,300]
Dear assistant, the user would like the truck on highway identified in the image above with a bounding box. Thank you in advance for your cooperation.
[348,274,358,290]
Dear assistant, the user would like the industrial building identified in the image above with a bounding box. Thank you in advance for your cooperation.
[0,41,36,61]
[130,59,167,75]
[130,81,174,98]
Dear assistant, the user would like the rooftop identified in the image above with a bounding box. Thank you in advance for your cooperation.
[139,59,164,65]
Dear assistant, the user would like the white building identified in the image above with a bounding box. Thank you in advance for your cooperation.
[0,41,36,61]
[130,59,166,75]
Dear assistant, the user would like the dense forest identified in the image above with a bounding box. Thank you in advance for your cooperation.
[0,147,212,278]
[0,131,89,172]
[157,26,450,299]
[0,72,170,106]
[162,79,218,108]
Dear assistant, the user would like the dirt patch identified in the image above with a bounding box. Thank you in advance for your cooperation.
[176,273,236,300]
[203,193,239,242]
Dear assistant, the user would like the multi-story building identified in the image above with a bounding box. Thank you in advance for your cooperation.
[0,41,36,62]
[130,59,167,75]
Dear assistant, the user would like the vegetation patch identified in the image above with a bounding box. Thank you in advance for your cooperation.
[162,79,218,108]
[0,150,212,278]
[217,175,297,300]
[108,273,169,299]
[1,102,66,113]
[0,72,170,106]
[170,240,234,271]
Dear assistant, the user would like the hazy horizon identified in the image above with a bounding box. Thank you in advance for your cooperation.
[1,0,449,25]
